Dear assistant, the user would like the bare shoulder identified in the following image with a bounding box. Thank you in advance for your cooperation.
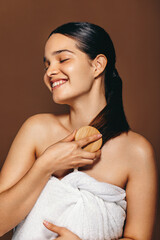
[127,130,154,152]
[124,130,156,169]
[24,113,60,128]
[121,130,158,194]
[22,113,66,136]
[102,130,156,166]
[99,130,157,189]
[23,113,71,157]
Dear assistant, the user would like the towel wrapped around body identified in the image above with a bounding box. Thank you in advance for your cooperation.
[12,170,127,240]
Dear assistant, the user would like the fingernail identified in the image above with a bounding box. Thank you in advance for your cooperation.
[43,220,49,226]
[97,134,102,137]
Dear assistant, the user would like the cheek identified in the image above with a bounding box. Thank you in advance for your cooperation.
[63,64,74,75]
[64,62,93,86]
[75,65,94,91]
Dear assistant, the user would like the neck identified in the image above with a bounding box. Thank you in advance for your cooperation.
[67,79,107,131]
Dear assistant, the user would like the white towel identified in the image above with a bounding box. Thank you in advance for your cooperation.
[12,170,126,240]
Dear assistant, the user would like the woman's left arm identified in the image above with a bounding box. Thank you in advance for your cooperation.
[43,138,158,240]
[120,138,158,240]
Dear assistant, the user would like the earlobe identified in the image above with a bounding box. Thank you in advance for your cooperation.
[93,54,107,78]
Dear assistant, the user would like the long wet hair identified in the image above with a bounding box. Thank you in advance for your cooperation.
[48,22,131,146]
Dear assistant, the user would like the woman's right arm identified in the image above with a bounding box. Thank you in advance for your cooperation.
[0,115,101,236]
[0,116,52,236]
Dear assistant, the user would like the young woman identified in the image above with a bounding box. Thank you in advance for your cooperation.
[0,22,157,240]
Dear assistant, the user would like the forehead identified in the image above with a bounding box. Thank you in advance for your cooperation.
[45,33,79,55]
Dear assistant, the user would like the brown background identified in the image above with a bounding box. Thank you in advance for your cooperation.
[0,0,159,239]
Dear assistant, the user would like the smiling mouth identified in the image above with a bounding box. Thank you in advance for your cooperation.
[51,79,68,89]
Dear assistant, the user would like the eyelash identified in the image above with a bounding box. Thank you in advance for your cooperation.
[44,66,49,71]
[60,58,70,63]
[44,58,70,71]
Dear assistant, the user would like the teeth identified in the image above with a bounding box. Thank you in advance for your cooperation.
[52,80,66,88]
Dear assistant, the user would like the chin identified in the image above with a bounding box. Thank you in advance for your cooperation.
[52,95,70,105]
[52,93,78,106]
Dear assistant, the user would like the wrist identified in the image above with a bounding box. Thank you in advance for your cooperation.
[34,156,54,178]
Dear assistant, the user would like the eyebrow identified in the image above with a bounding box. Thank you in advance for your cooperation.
[43,49,75,62]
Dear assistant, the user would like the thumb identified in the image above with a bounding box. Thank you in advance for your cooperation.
[61,129,77,142]
[43,220,66,235]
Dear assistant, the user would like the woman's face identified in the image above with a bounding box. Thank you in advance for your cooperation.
[44,33,95,104]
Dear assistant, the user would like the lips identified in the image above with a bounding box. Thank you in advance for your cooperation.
[50,78,68,89]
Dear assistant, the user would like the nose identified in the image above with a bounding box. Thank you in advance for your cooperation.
[46,64,60,77]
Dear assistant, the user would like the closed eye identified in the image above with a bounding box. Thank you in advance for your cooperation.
[44,66,49,71]
[60,58,70,63]
[43,58,70,71]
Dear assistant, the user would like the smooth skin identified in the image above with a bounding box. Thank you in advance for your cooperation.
[0,33,157,240]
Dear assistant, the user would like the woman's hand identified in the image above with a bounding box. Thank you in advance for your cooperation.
[38,130,102,176]
[43,221,81,240]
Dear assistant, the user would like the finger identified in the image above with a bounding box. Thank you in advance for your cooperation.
[77,133,102,148]
[74,150,101,168]
[61,130,77,142]
[43,221,67,235]
[94,149,101,159]
[75,159,95,168]
[79,149,101,160]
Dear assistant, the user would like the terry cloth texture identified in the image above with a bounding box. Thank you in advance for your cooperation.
[12,170,126,240]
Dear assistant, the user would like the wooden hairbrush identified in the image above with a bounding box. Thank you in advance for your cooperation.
[75,126,102,152]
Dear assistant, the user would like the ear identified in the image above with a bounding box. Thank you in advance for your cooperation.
[92,54,107,78]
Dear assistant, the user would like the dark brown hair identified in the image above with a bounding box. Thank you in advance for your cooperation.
[48,22,131,146]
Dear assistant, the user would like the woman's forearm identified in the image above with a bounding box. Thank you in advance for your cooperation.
[0,158,51,236]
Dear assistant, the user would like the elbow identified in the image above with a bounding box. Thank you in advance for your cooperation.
[0,230,6,237]
[0,229,11,237]
[0,233,4,237]
[0,224,5,237]
[0,224,12,237]
[0,229,8,237]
